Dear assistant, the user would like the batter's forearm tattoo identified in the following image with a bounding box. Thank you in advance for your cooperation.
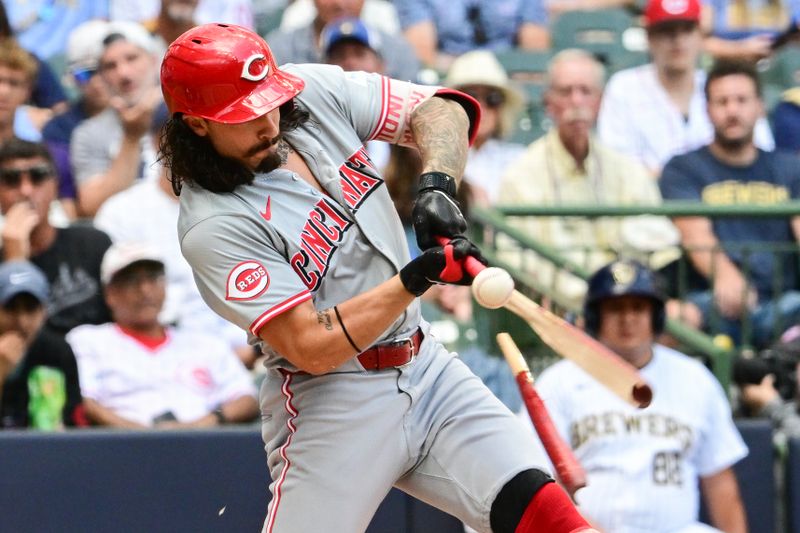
[410,98,469,180]
[317,309,334,331]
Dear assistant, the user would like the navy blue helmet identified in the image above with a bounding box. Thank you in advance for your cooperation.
[583,259,666,335]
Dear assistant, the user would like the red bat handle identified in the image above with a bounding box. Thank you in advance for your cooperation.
[435,236,485,277]
[517,373,587,497]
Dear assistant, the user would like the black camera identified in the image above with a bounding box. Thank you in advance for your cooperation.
[733,341,800,401]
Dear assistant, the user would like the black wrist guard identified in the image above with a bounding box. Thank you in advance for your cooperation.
[399,263,433,297]
[418,171,457,198]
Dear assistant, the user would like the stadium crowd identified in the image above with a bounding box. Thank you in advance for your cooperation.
[0,0,799,529]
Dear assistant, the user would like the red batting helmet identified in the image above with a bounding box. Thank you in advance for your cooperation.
[160,23,305,123]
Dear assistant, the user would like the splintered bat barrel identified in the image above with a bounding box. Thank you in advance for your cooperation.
[497,333,587,498]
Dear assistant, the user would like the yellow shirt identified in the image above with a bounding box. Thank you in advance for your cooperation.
[497,130,680,309]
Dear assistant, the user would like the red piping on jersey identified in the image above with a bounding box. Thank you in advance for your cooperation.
[262,370,300,533]
[367,75,391,141]
[249,290,313,336]
[433,88,482,147]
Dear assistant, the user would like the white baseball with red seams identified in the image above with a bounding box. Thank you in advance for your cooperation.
[471,267,515,309]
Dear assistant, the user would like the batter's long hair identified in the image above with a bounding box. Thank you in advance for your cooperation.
[158,101,311,195]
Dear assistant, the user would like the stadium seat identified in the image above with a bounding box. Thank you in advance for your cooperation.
[759,44,800,111]
[46,52,78,100]
[492,50,552,145]
[494,49,551,85]
[551,9,635,67]
[700,418,775,532]
[255,6,285,37]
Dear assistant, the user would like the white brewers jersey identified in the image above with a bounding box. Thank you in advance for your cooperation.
[178,64,452,372]
[520,344,748,533]
[68,323,257,426]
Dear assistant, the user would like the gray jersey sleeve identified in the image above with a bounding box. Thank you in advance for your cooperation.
[286,64,440,147]
[180,211,311,338]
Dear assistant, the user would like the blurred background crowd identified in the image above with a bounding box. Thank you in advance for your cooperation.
[0,0,799,529]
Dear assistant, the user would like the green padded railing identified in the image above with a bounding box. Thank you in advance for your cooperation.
[468,201,800,391]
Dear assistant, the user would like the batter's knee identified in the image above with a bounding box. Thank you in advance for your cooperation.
[489,468,553,533]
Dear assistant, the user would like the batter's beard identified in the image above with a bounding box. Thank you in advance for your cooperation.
[255,151,282,173]
[161,100,312,194]
[254,139,291,173]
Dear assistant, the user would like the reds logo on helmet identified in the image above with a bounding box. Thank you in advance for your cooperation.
[226,261,270,300]
[241,53,269,82]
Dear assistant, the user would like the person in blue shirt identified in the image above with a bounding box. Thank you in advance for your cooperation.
[395,0,549,72]
[772,87,800,153]
[660,60,800,348]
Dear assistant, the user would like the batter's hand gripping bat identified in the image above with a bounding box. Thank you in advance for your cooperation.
[436,237,653,408]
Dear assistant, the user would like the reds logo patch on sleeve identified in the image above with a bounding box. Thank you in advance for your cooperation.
[226,261,270,300]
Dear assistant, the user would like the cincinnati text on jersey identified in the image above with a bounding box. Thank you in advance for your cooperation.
[290,147,381,292]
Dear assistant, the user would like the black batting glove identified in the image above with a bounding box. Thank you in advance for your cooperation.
[412,172,467,250]
[399,236,487,296]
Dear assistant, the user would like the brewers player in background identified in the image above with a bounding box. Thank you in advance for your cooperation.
[521,259,748,533]
[159,24,595,533]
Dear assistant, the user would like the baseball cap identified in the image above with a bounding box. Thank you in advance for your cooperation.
[320,17,383,56]
[101,242,165,285]
[66,19,111,75]
[0,260,49,306]
[644,0,701,27]
[101,21,159,56]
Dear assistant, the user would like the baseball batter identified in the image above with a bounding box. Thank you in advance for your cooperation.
[158,24,595,533]
[521,260,748,533]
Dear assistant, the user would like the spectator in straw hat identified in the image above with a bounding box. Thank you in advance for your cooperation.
[444,50,525,206]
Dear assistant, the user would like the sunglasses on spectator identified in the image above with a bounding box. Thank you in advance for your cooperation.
[72,68,97,85]
[0,165,54,187]
[461,88,506,109]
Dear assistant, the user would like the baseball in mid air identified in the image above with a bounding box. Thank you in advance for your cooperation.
[471,267,515,309]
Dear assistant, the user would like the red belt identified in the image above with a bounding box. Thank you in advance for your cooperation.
[357,329,423,370]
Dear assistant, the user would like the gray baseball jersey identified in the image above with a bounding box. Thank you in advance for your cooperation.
[178,64,548,533]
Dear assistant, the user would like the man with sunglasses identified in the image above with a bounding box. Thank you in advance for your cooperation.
[444,50,525,206]
[42,20,112,221]
[0,139,112,335]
